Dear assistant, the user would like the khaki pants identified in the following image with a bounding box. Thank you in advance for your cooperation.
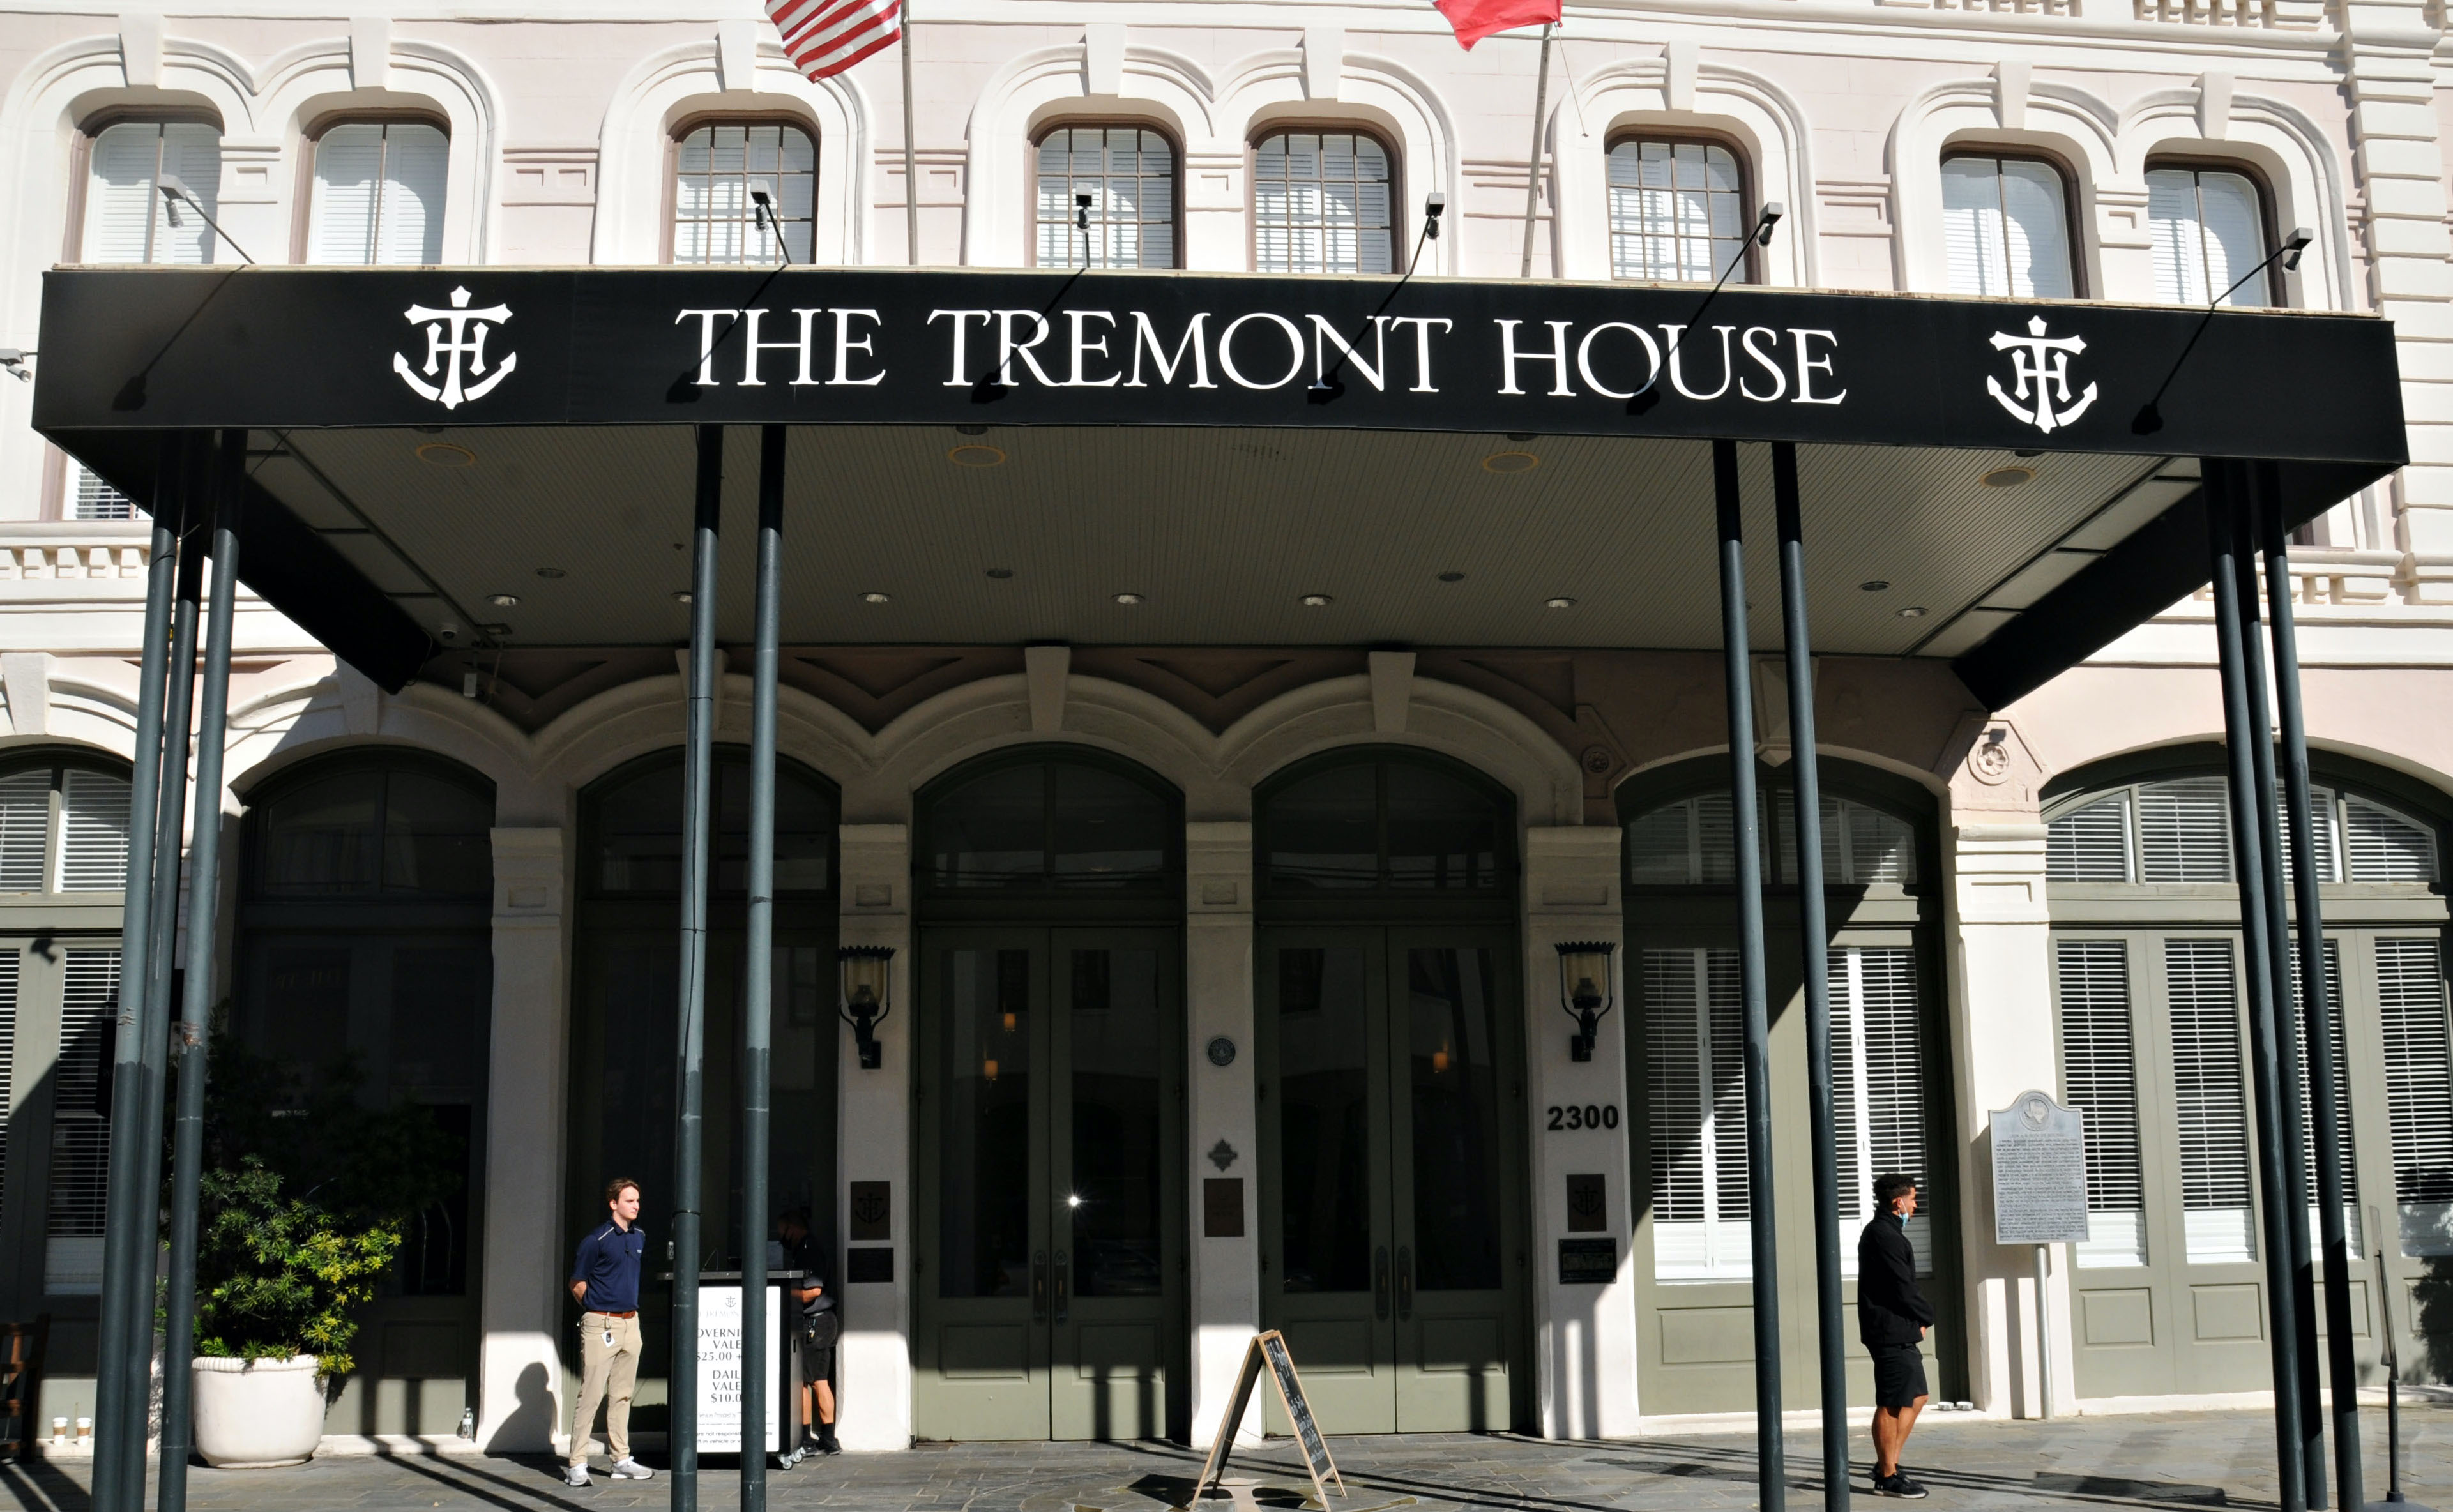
[571,1312,641,1465]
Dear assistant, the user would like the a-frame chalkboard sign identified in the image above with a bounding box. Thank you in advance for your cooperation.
[1185,1331,1344,1509]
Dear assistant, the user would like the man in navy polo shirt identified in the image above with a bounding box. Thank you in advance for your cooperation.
[566,1177,653,1488]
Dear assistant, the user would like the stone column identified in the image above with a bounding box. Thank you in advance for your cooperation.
[1185,822,1259,1446]
[1522,826,1640,1440]
[476,826,572,1452]
[837,823,913,1450]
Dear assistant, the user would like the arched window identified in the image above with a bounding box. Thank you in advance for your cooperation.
[308,120,448,266]
[1258,750,1514,896]
[2043,755,2451,1402]
[82,119,222,265]
[672,121,816,265]
[586,747,838,896]
[917,748,1179,895]
[1940,152,2077,298]
[0,757,130,895]
[248,759,493,898]
[1607,136,1750,284]
[2147,164,2272,308]
[1252,129,1395,275]
[1035,125,1177,268]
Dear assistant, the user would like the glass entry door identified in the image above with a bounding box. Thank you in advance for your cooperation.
[1257,926,1526,1433]
[915,928,1183,1440]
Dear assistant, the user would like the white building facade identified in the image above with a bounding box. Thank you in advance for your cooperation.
[0,0,2449,1454]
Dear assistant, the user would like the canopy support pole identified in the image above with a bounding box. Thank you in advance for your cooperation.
[1716,439,1786,1512]
[1774,442,1848,1511]
[739,425,785,1504]
[155,432,245,1512]
[2255,462,2363,1512]
[2205,458,2307,1512]
[92,434,189,1512]
[672,425,723,1512]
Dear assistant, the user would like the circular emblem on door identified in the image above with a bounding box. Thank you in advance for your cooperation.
[1206,1035,1237,1068]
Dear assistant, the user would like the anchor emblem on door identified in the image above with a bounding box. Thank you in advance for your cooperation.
[1986,316,2098,435]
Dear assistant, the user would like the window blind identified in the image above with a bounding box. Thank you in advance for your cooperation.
[0,771,47,892]
[84,121,220,265]
[2056,939,2147,1266]
[1037,127,1175,269]
[1254,132,1393,276]
[674,123,817,266]
[45,949,119,1294]
[71,463,139,520]
[1941,156,2074,299]
[1832,946,1933,1274]
[2139,778,2235,883]
[2048,794,2133,882]
[1607,139,1746,284]
[2278,785,2341,888]
[2286,938,2360,1251]
[2147,167,2268,308]
[310,122,448,266]
[2376,937,2453,1256]
[0,951,15,1220]
[2168,938,2257,1262]
[1645,946,1751,1278]
[57,771,129,893]
[2345,797,2439,884]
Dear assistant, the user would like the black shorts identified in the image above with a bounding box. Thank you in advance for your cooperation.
[1871,1344,1927,1409]
[799,1341,833,1381]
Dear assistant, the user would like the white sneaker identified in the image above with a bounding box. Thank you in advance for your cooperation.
[611,1458,655,1480]
[563,1463,591,1487]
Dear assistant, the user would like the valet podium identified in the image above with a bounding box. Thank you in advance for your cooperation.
[677,1271,804,1460]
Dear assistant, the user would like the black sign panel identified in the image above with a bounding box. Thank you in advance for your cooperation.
[34,266,2406,466]
[1558,1237,1618,1285]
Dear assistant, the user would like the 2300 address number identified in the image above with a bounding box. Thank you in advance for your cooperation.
[1545,1104,1620,1131]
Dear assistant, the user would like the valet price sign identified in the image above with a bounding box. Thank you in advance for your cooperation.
[34,266,2402,464]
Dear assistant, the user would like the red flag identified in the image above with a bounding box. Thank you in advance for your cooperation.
[768,0,902,80]
[1432,0,1558,49]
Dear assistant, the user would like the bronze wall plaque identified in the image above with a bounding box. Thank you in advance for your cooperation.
[1565,1173,1607,1232]
[849,1180,892,1241]
[1203,1177,1245,1238]
[1558,1237,1616,1285]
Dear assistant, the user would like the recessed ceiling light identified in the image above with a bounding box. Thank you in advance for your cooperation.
[416,442,475,467]
[948,444,1006,468]
[1482,451,1539,474]
[1545,596,1577,610]
[1438,571,1466,583]
[1859,580,1890,593]
[1113,592,1144,605]
[1898,605,1927,619]
[535,567,566,580]
[861,591,892,605]
[985,567,1014,580]
[487,593,520,609]
[672,590,692,604]
[1299,593,1333,608]
[1982,467,2035,488]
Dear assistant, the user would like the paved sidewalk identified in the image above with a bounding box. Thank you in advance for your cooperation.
[0,1403,2443,1512]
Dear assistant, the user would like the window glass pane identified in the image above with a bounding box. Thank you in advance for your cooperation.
[1050,762,1170,886]
[2138,777,2234,882]
[1609,137,1745,285]
[1385,762,1501,889]
[2376,937,2453,1254]
[938,948,1033,1297]
[591,753,832,895]
[0,952,15,1220]
[1645,946,1750,1278]
[2147,167,2205,305]
[2048,794,2133,881]
[2198,170,2267,307]
[1941,156,2007,296]
[927,765,1045,888]
[72,464,139,520]
[377,123,450,266]
[2057,939,2147,1267]
[1254,130,1392,275]
[0,771,48,892]
[1263,765,1378,889]
[1998,159,2073,299]
[257,769,384,894]
[1035,126,1176,269]
[1274,946,1372,1292]
[1070,948,1163,1296]
[1408,946,1503,1290]
[379,770,493,895]
[86,123,166,264]
[674,122,817,266]
[311,123,385,264]
[156,123,222,266]
[1832,946,1933,1274]
[2168,939,2257,1263]
[45,949,121,1294]
[57,771,130,892]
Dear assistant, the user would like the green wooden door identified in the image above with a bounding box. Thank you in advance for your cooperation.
[915,928,1182,1440]
[1259,926,1526,1433]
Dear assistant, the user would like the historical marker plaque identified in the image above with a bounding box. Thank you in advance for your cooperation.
[1990,1089,2090,1245]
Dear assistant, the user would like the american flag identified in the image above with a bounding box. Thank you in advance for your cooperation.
[766,0,902,80]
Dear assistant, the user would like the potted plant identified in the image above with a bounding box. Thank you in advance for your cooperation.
[170,1021,457,1467]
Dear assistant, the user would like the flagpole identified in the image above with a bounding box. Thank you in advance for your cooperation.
[900,0,919,265]
[1518,22,1553,278]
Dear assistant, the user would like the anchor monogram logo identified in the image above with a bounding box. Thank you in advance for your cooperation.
[1986,316,2097,435]
[395,287,517,409]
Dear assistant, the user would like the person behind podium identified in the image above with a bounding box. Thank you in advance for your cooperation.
[775,1206,839,1456]
[565,1177,653,1488]
[1859,1171,1935,1499]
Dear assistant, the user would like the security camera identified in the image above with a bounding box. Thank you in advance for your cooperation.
[437,621,461,643]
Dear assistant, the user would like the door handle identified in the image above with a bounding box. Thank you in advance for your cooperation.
[1032,1250,1049,1322]
[1373,1246,1390,1321]
[1397,1245,1414,1320]
[1053,1250,1070,1324]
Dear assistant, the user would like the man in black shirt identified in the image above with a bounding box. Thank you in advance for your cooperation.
[775,1207,839,1458]
[1858,1172,1936,1499]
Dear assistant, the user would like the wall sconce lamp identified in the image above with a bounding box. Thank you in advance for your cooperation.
[1556,940,1617,1063]
[838,945,895,1070]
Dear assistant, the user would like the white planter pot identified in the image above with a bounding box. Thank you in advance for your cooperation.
[191,1355,325,1468]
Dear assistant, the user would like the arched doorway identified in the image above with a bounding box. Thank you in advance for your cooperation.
[566,747,841,1430]
[1252,748,1531,1434]
[909,746,1187,1442]
[231,751,497,1437]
